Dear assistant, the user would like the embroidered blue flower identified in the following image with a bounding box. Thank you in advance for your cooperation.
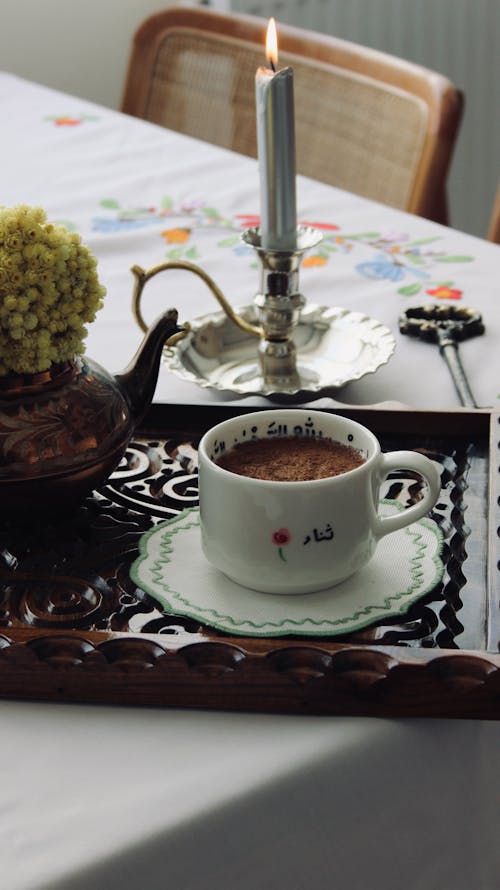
[356,254,406,281]
[91,217,163,233]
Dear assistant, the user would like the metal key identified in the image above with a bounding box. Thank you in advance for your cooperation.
[399,305,484,408]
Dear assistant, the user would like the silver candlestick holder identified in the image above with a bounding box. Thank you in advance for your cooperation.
[241,226,323,387]
[131,225,324,393]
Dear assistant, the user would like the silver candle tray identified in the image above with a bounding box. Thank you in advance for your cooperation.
[162,303,395,397]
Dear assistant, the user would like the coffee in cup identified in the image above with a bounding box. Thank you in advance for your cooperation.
[214,434,365,481]
[198,409,441,594]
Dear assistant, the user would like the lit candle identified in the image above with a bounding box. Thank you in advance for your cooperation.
[255,17,297,251]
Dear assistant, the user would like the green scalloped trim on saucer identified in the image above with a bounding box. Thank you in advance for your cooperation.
[130,502,444,638]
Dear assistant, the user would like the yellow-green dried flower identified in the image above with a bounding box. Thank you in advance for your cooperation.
[0,205,105,374]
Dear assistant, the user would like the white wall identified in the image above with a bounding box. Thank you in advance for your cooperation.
[0,0,188,111]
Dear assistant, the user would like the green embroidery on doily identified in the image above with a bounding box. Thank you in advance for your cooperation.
[131,503,444,637]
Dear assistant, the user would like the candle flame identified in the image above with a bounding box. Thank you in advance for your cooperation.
[266,17,278,71]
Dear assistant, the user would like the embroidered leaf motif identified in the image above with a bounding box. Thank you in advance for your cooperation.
[100,199,121,209]
[398,282,422,296]
[341,232,381,240]
[434,255,474,263]
[403,253,426,265]
[406,237,443,246]
[166,247,184,259]
[217,237,240,247]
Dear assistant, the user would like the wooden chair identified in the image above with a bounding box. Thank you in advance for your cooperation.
[487,184,500,243]
[121,6,463,224]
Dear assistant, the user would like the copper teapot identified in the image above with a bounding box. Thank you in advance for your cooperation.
[0,308,185,513]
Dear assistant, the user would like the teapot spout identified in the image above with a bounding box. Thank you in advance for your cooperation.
[115,308,185,426]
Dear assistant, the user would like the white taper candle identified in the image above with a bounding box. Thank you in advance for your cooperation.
[255,19,297,251]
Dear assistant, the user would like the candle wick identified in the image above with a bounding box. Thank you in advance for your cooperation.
[270,59,276,73]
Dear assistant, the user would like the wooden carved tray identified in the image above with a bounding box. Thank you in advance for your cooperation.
[1,404,499,719]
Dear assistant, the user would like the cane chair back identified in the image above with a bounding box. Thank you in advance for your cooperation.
[122,7,463,223]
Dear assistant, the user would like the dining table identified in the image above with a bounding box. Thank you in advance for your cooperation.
[1,70,500,890]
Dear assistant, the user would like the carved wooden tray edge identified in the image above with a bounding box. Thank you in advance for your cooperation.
[1,627,500,718]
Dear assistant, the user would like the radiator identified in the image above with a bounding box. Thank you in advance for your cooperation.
[211,0,500,239]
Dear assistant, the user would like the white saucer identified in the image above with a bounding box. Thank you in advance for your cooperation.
[131,502,444,638]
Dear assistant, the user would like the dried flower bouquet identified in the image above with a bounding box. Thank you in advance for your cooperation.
[0,205,105,376]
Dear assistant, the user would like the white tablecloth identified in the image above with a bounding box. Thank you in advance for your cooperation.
[1,73,499,890]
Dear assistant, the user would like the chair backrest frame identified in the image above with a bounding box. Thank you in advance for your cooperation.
[487,184,500,243]
[121,6,463,224]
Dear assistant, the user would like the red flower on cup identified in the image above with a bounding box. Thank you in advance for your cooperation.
[272,528,291,562]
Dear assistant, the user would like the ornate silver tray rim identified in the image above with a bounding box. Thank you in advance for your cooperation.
[162,303,396,397]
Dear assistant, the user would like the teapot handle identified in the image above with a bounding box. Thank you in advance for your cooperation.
[131,261,262,339]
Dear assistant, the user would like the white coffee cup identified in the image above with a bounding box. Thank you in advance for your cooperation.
[198,409,441,594]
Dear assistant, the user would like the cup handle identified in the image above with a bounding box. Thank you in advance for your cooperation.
[374,451,441,538]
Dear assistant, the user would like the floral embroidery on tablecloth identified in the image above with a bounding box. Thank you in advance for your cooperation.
[92,198,474,299]
[44,114,99,126]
